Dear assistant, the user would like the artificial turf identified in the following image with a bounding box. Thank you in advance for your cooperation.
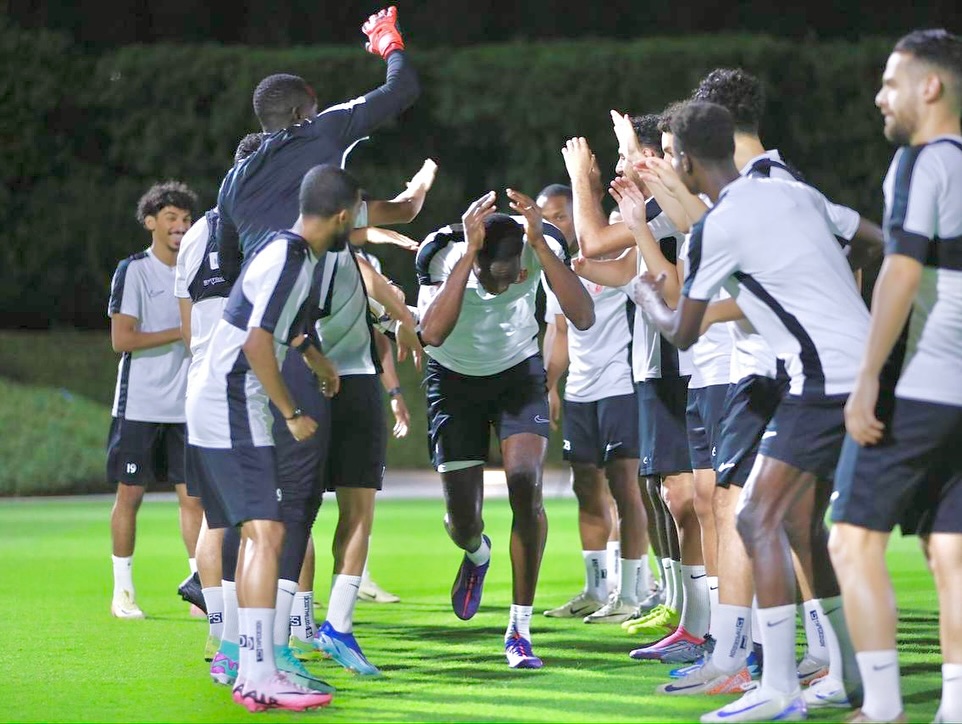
[0,496,942,722]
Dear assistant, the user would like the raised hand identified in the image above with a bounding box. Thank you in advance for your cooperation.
[407,159,438,196]
[506,188,544,246]
[630,271,669,313]
[609,176,647,232]
[462,191,497,253]
[636,156,686,199]
[561,137,596,182]
[362,6,405,59]
[364,227,420,251]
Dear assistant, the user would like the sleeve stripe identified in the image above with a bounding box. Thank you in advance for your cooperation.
[107,251,147,316]
[259,239,307,333]
[682,219,705,297]
[416,227,458,285]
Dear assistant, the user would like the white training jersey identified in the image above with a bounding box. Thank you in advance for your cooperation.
[629,200,693,382]
[416,219,569,376]
[356,247,382,274]
[882,136,962,407]
[678,234,732,388]
[108,248,189,423]
[312,246,377,377]
[186,233,324,448]
[544,270,634,402]
[728,149,861,382]
[683,176,869,398]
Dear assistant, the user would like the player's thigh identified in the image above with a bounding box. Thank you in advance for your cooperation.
[327,375,386,493]
[107,418,165,487]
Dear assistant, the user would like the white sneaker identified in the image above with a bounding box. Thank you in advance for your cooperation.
[797,651,830,686]
[657,659,752,696]
[111,590,145,619]
[583,595,637,624]
[701,684,807,722]
[357,576,400,603]
[803,675,850,709]
[544,591,605,618]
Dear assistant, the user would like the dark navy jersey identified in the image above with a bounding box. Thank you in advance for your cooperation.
[216,51,419,282]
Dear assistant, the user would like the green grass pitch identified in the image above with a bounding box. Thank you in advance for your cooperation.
[0,496,943,722]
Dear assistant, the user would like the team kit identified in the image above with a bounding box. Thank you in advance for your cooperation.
[101,7,962,722]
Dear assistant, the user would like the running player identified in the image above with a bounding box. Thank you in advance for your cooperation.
[831,29,962,724]
[107,181,200,619]
[186,164,360,712]
[632,101,870,723]
[417,190,594,668]
[538,184,649,624]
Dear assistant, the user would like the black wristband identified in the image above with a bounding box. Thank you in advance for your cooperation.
[294,336,313,353]
[387,386,402,398]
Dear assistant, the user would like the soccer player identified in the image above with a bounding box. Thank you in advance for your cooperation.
[631,101,871,722]
[830,29,962,724]
[216,6,420,277]
[107,181,199,619]
[175,134,264,665]
[186,164,360,712]
[538,184,649,623]
[417,190,594,668]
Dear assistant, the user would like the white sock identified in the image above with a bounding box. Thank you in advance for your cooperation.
[856,650,902,721]
[237,608,251,686]
[189,557,198,575]
[582,550,607,600]
[639,554,651,596]
[661,557,673,602]
[620,559,641,605]
[800,600,831,664]
[757,603,799,695]
[222,580,238,645]
[202,586,225,640]
[290,591,315,643]
[680,565,710,636]
[327,574,361,633]
[751,597,763,646]
[241,607,276,683]
[273,579,297,647]
[671,560,684,612]
[822,595,861,688]
[707,576,720,637]
[712,604,751,673]
[606,541,621,594]
[111,555,134,596]
[506,604,533,641]
[941,663,962,721]
[466,537,491,566]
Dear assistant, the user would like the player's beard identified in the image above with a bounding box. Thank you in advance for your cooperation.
[330,225,351,252]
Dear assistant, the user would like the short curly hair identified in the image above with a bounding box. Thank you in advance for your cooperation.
[135,181,197,224]
[631,114,663,153]
[234,133,264,163]
[692,68,765,135]
[657,100,689,134]
[671,102,736,163]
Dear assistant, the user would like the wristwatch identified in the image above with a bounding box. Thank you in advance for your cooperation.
[285,408,304,421]
[387,386,402,398]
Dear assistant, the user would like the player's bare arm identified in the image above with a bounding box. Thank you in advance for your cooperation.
[544,314,569,431]
[572,247,637,288]
[845,254,922,446]
[243,327,317,440]
[366,159,438,226]
[177,298,192,350]
[508,188,594,330]
[419,191,496,347]
[349,226,420,251]
[110,313,183,353]
[374,328,410,438]
[631,271,709,351]
[846,217,885,272]
[356,254,423,369]
[636,156,710,230]
[562,137,635,258]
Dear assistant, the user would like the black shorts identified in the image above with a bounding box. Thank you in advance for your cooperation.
[193,444,281,529]
[715,375,789,488]
[184,443,204,498]
[425,355,549,471]
[106,418,186,487]
[758,394,847,481]
[274,354,386,525]
[833,398,962,536]
[636,377,692,476]
[562,393,640,467]
[686,384,730,471]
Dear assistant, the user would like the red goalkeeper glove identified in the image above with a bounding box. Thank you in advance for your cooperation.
[362,6,405,60]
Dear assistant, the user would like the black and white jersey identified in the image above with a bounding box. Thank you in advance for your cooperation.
[108,249,189,422]
[679,234,732,388]
[727,149,861,382]
[882,136,962,407]
[416,219,569,376]
[631,199,693,381]
[683,176,868,398]
[186,232,325,448]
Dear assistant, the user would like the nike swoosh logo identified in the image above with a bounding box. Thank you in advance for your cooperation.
[872,663,896,671]
[709,586,719,591]
[822,606,840,616]
[718,462,735,471]
[690,574,707,580]
[766,617,791,627]
[762,430,777,439]
[534,415,550,424]
[605,441,623,451]
[716,699,773,718]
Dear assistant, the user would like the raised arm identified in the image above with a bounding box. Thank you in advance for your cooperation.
[572,248,637,288]
[631,272,708,351]
[366,159,438,226]
[418,192,496,347]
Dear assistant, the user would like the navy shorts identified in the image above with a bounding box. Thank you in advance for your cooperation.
[636,377,692,476]
[758,394,848,481]
[833,398,962,536]
[715,375,789,487]
[184,443,204,498]
[106,418,186,487]
[193,444,280,529]
[425,354,549,470]
[686,384,730,470]
[563,393,640,467]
